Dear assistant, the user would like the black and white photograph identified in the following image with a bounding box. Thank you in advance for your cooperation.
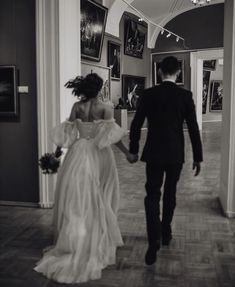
[203,59,217,70]
[122,74,145,111]
[209,80,223,111]
[108,41,121,80]
[124,19,146,59]
[80,0,108,61]
[1,1,234,287]
[0,65,18,118]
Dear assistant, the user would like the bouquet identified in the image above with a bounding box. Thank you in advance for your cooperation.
[39,147,63,174]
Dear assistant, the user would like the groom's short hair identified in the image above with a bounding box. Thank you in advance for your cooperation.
[160,56,180,76]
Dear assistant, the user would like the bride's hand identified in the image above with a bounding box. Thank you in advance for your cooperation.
[126,153,138,164]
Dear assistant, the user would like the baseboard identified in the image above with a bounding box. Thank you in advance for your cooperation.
[0,200,39,208]
[39,202,54,209]
[225,211,235,218]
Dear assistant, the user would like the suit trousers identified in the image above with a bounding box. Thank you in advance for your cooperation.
[144,162,182,247]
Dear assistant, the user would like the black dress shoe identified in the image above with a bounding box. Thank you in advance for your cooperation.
[162,234,172,246]
[145,244,160,265]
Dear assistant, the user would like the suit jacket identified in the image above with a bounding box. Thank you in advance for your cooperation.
[129,81,203,164]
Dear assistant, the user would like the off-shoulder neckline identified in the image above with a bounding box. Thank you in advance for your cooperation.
[75,118,115,124]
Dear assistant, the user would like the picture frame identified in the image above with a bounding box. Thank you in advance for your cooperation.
[203,60,217,71]
[81,61,111,102]
[124,19,146,59]
[0,65,18,118]
[80,0,108,62]
[209,80,223,112]
[153,59,184,86]
[107,41,121,81]
[122,74,145,111]
[202,70,211,114]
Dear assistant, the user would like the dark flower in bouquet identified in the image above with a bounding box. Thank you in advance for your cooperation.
[39,147,63,174]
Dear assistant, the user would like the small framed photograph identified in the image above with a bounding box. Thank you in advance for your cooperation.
[107,41,121,81]
[0,65,18,118]
[122,74,145,111]
[153,59,184,86]
[203,60,217,71]
[209,80,223,112]
[124,19,146,59]
[80,0,108,62]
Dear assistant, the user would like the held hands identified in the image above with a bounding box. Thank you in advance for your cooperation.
[193,162,201,176]
[126,153,138,164]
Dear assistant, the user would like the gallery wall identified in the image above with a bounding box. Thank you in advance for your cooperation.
[0,0,39,204]
[82,11,151,106]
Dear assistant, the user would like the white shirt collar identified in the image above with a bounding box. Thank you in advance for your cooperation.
[162,79,176,83]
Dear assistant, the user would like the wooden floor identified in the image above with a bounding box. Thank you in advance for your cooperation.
[1,122,235,287]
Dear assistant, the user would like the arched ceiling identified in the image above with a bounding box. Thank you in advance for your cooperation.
[105,0,224,48]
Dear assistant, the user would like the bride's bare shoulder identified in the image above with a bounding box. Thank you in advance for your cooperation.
[99,101,114,120]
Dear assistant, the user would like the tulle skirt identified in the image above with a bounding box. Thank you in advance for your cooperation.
[34,138,123,283]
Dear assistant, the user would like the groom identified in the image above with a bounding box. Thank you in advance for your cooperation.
[128,56,203,265]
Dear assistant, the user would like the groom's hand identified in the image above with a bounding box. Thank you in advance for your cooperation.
[193,162,201,176]
[127,153,138,164]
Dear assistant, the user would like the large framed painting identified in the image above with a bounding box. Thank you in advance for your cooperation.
[122,75,145,111]
[202,70,211,114]
[80,0,108,62]
[0,65,18,118]
[107,41,121,81]
[124,19,146,59]
[153,59,184,86]
[81,61,111,102]
[209,80,223,112]
[203,60,217,71]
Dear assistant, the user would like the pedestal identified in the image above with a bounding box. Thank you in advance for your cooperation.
[114,109,128,131]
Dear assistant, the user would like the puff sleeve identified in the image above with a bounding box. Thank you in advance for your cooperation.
[50,121,78,148]
[94,119,127,149]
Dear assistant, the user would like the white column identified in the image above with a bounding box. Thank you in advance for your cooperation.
[58,0,81,121]
[220,0,235,217]
[36,0,60,208]
[36,0,81,208]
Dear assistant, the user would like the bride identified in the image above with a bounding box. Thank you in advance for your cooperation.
[34,73,132,283]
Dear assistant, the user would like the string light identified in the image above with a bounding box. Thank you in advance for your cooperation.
[120,0,185,44]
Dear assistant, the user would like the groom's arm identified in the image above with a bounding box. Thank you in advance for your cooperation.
[185,91,203,164]
[129,95,147,156]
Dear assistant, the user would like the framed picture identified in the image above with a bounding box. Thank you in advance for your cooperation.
[153,59,184,86]
[202,70,211,114]
[108,41,121,81]
[0,65,18,118]
[124,19,146,59]
[209,80,223,112]
[81,61,111,102]
[203,60,217,71]
[122,74,145,111]
[80,0,108,62]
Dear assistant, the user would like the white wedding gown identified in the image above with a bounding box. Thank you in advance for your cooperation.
[34,118,126,283]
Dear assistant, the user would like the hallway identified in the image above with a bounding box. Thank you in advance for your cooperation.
[0,122,235,287]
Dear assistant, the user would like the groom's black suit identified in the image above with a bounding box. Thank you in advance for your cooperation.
[129,81,203,248]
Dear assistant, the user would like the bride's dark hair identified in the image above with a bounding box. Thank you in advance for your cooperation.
[65,73,103,102]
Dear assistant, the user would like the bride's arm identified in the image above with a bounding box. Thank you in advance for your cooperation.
[68,102,79,122]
